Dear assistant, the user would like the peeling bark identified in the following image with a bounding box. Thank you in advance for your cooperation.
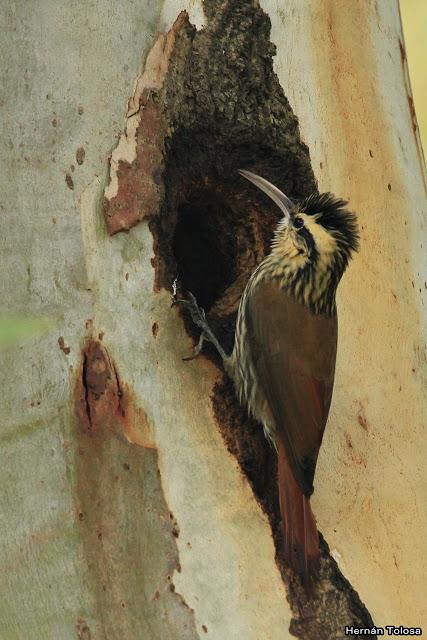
[103,14,189,234]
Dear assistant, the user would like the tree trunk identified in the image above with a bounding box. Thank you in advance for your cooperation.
[1,1,425,639]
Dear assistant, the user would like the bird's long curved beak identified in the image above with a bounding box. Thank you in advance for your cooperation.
[239,169,294,225]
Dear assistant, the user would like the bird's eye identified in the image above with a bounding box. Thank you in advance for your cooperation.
[293,217,304,229]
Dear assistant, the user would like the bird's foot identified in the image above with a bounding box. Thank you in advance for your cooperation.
[182,332,205,361]
[173,291,208,332]
[172,290,226,362]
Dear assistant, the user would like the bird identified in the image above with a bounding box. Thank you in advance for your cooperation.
[174,169,359,584]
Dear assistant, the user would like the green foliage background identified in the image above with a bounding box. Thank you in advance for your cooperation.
[0,317,54,346]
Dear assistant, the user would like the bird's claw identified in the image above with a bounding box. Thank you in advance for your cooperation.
[172,291,211,360]
[173,288,227,362]
[182,332,205,361]
[173,292,207,331]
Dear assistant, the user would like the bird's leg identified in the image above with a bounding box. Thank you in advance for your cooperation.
[173,291,227,362]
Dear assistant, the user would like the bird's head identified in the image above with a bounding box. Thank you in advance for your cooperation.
[239,170,359,281]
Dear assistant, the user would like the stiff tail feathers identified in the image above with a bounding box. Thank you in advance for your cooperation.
[277,438,320,585]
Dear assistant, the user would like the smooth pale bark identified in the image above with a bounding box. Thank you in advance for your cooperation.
[1,2,289,638]
[262,0,427,628]
[1,1,425,639]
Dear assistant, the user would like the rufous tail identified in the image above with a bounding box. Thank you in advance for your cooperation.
[277,438,320,584]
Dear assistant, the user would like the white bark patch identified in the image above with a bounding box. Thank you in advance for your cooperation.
[159,0,205,30]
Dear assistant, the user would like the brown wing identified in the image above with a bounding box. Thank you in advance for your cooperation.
[246,279,337,496]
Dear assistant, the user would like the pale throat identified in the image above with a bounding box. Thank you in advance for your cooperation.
[264,214,339,311]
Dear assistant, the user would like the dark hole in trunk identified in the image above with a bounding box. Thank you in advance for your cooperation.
[173,189,237,312]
